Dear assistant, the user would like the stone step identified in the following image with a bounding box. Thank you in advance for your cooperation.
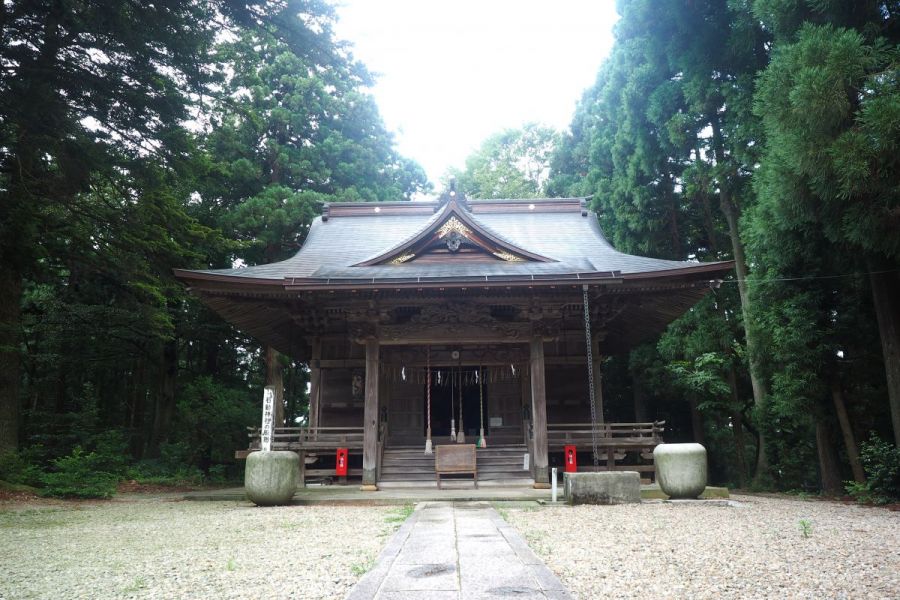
[383,449,527,456]
[383,452,526,461]
[380,443,531,485]
[376,478,535,489]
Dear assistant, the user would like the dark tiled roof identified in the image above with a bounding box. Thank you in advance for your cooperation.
[182,198,727,284]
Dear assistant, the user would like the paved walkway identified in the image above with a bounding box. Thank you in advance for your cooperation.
[346,502,573,600]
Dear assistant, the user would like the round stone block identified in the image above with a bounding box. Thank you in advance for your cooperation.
[653,443,707,499]
[245,451,299,506]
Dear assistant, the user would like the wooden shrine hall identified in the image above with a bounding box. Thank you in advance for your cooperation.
[174,189,733,489]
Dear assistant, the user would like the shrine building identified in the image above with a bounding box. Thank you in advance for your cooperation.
[174,190,732,489]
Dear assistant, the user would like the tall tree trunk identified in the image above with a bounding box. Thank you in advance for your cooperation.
[709,118,771,484]
[0,267,22,453]
[147,339,177,457]
[266,346,285,427]
[830,376,865,483]
[688,397,705,445]
[869,268,900,447]
[720,193,770,482]
[129,359,146,459]
[0,5,65,454]
[727,364,748,488]
[815,415,843,495]
[632,373,647,423]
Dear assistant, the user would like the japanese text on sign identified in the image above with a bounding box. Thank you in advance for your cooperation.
[260,386,275,452]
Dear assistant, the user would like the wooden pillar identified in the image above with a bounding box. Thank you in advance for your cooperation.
[308,339,322,434]
[265,346,285,427]
[361,338,380,490]
[530,335,550,488]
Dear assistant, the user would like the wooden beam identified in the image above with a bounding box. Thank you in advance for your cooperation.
[529,335,550,488]
[361,338,380,490]
[379,322,532,345]
[318,359,366,368]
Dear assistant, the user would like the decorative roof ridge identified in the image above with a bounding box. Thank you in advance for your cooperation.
[323,200,433,208]
[351,197,556,266]
[468,196,591,203]
[321,196,593,219]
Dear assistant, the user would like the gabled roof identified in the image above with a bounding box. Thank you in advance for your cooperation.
[174,196,733,290]
[353,196,555,265]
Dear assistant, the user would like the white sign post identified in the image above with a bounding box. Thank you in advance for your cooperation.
[551,467,558,503]
[260,386,275,452]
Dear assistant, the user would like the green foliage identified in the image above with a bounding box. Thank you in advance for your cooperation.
[126,441,205,486]
[798,519,813,538]
[40,447,120,499]
[0,449,44,488]
[4,1,426,481]
[451,124,559,198]
[846,435,900,504]
[754,21,900,261]
[384,504,415,525]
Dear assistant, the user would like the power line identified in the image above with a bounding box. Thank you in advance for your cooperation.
[717,268,899,285]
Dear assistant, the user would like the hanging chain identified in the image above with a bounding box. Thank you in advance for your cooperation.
[583,285,600,466]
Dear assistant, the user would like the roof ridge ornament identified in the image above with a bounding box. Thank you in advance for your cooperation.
[437,176,470,211]
[352,189,557,266]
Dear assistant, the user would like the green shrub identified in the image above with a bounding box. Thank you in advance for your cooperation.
[845,435,900,505]
[89,430,129,476]
[0,448,44,487]
[40,447,119,498]
[207,464,228,483]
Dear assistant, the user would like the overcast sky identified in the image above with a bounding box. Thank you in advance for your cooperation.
[332,1,619,190]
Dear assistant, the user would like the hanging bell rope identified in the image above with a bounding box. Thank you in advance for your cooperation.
[456,367,465,443]
[425,346,433,455]
[449,364,456,440]
[477,366,487,448]
[583,284,601,466]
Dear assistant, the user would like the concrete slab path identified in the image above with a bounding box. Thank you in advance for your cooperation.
[346,502,573,600]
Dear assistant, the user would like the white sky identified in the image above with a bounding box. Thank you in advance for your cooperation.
[332,1,618,189]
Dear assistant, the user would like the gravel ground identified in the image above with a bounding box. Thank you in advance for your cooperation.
[0,495,405,600]
[503,494,900,600]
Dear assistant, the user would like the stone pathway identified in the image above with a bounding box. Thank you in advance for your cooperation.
[346,502,573,600]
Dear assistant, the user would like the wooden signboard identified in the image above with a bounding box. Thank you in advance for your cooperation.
[260,386,275,452]
[435,444,477,489]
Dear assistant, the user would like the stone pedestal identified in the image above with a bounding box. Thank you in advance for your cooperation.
[653,443,707,499]
[564,471,641,505]
[245,450,299,506]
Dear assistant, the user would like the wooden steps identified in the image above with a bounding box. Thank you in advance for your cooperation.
[379,444,534,488]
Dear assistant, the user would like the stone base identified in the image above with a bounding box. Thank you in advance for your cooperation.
[564,471,641,505]
[532,482,551,489]
[359,484,378,492]
[641,484,729,500]
[653,443,708,499]
[245,451,299,506]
